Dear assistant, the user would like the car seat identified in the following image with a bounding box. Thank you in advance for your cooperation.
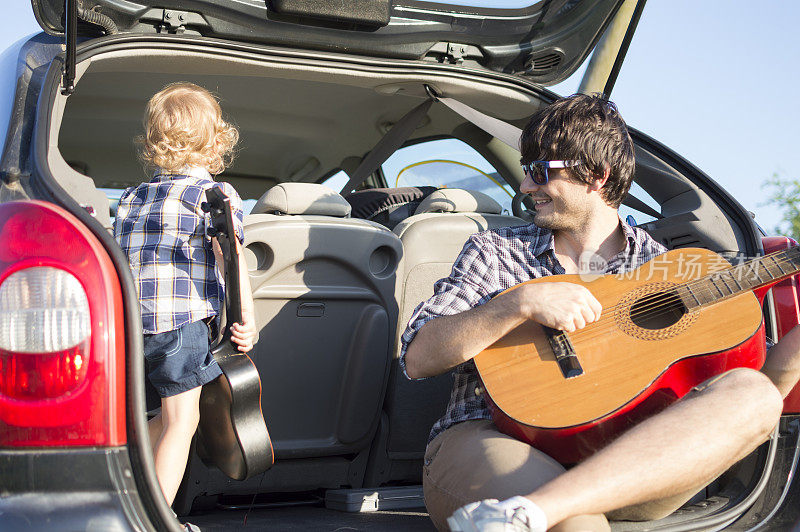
[365,188,528,485]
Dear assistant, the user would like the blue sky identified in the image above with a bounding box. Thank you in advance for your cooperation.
[2,2,797,233]
[552,1,800,235]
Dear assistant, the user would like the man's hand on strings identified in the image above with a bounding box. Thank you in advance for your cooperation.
[515,281,602,333]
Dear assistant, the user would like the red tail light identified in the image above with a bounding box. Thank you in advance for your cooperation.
[0,341,90,400]
[0,201,125,446]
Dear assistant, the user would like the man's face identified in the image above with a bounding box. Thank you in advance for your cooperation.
[520,166,597,232]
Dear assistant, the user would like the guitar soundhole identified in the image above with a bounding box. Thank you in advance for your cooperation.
[629,291,686,330]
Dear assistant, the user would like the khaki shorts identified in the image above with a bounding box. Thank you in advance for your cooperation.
[423,419,704,531]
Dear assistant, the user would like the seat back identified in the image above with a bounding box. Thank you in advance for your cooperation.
[365,188,527,485]
[242,183,402,487]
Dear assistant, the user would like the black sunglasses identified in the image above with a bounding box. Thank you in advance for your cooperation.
[521,160,583,185]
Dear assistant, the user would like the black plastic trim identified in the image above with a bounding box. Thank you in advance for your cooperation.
[397,0,547,17]
[0,448,146,531]
[62,0,77,95]
[271,0,391,26]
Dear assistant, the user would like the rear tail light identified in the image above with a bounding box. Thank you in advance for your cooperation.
[0,268,91,400]
[0,201,125,446]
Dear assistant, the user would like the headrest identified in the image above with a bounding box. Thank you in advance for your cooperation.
[414,188,503,215]
[344,186,437,229]
[251,183,352,217]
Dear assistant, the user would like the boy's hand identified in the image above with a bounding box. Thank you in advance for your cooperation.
[230,318,257,353]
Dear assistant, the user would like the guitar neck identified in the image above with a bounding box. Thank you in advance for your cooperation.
[678,246,800,309]
[221,202,243,326]
[204,187,243,332]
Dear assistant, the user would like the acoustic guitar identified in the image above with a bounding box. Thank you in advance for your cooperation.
[475,246,800,464]
[196,186,274,480]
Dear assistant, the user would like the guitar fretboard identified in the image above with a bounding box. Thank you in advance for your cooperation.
[676,247,800,310]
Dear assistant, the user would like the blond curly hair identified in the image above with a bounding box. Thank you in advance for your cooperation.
[138,82,238,175]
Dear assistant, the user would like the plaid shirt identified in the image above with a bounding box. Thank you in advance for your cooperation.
[399,219,668,443]
[114,167,244,334]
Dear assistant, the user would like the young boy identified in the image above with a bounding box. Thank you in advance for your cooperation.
[114,82,257,507]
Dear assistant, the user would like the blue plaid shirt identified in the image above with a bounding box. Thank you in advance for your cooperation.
[399,220,668,443]
[114,167,244,334]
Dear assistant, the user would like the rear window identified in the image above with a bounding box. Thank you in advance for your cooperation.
[381,138,514,213]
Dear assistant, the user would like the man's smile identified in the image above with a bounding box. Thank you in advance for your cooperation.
[531,197,552,209]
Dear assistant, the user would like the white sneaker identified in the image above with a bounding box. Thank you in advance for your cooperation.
[447,498,545,532]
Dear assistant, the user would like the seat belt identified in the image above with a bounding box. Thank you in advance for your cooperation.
[619,194,662,220]
[341,85,663,220]
[431,92,522,151]
[338,86,517,195]
[340,98,433,195]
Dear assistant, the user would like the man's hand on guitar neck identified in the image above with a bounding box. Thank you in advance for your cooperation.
[405,281,602,379]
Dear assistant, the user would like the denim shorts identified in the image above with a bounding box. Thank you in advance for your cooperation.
[143,319,223,410]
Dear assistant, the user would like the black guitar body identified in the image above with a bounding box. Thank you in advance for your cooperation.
[196,186,273,480]
[197,345,273,480]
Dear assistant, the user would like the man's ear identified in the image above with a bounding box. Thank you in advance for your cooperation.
[589,166,611,191]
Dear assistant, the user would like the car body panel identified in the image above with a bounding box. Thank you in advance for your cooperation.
[763,236,800,413]
[31,0,623,84]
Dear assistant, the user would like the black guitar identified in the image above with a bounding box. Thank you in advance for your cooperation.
[196,186,273,480]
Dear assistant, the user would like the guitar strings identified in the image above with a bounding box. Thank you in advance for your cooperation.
[563,254,798,344]
[597,250,800,325]
[622,254,800,320]
[602,252,798,322]
[559,252,800,347]
[547,286,688,344]
[570,273,766,344]
[540,252,798,346]
[543,253,799,345]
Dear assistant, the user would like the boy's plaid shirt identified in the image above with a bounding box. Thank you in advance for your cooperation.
[113,167,244,334]
[399,219,668,443]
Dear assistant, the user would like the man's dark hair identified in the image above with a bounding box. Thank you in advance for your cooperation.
[519,93,635,208]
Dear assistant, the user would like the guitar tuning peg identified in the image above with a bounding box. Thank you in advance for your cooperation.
[200,201,210,213]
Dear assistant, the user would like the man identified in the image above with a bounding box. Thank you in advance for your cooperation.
[401,94,800,531]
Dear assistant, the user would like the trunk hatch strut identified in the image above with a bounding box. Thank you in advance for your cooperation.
[578,0,647,99]
[62,0,77,96]
[602,0,647,98]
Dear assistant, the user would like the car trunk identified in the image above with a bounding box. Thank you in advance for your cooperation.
[20,30,798,531]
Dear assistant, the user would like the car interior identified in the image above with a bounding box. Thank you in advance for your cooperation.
[45,44,769,528]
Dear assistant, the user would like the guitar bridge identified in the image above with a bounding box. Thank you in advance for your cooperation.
[544,326,583,379]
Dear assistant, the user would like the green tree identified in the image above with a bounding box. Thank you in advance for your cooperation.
[761,174,800,241]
